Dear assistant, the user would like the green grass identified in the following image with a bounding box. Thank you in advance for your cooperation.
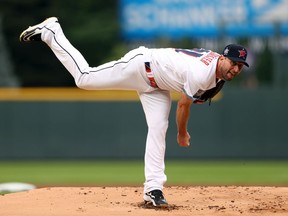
[0,160,287,186]
[166,160,288,185]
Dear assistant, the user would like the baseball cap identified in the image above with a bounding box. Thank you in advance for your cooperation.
[222,44,249,67]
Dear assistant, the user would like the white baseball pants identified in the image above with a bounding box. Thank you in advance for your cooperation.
[41,21,172,193]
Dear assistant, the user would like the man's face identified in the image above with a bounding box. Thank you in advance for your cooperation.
[218,57,244,81]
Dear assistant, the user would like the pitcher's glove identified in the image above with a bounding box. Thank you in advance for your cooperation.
[193,80,225,105]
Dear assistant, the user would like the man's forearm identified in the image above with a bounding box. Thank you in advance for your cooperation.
[176,94,193,134]
[176,103,191,134]
[176,94,192,147]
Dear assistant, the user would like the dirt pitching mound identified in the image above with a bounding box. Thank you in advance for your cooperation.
[0,186,287,216]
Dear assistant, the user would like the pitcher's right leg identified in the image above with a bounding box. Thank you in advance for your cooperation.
[20,18,151,92]
[20,17,90,83]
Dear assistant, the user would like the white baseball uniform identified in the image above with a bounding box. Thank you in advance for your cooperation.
[41,21,220,193]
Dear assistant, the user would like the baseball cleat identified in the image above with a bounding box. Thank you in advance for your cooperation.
[143,189,168,207]
[19,17,58,42]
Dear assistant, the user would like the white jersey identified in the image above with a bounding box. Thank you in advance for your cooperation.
[150,48,220,100]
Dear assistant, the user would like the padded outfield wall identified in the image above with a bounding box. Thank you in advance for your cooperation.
[0,87,287,159]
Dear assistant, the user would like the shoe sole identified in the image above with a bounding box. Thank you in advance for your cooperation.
[144,200,168,208]
[19,17,58,42]
[143,195,168,207]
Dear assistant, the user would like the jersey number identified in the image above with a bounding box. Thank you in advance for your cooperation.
[175,48,209,58]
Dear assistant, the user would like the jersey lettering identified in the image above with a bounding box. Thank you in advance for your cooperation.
[200,51,220,66]
[175,48,219,66]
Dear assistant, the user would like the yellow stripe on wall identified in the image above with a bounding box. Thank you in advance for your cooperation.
[0,88,183,101]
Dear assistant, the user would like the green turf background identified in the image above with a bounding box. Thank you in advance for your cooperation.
[1,160,288,186]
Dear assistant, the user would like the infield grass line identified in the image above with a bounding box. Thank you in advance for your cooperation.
[0,160,287,186]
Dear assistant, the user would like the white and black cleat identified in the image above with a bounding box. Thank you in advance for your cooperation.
[144,189,168,207]
[19,17,58,42]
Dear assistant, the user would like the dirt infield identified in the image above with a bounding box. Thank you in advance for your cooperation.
[0,186,287,216]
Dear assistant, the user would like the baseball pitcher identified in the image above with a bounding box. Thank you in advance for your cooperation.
[20,17,249,207]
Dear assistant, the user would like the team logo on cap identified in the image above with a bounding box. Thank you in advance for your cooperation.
[238,49,247,58]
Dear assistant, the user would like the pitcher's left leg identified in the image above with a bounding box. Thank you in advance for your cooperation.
[138,90,171,206]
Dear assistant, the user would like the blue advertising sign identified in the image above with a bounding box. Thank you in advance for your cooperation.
[119,0,288,39]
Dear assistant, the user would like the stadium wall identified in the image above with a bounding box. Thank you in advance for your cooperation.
[0,88,287,159]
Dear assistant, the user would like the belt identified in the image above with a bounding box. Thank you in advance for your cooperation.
[144,62,158,88]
